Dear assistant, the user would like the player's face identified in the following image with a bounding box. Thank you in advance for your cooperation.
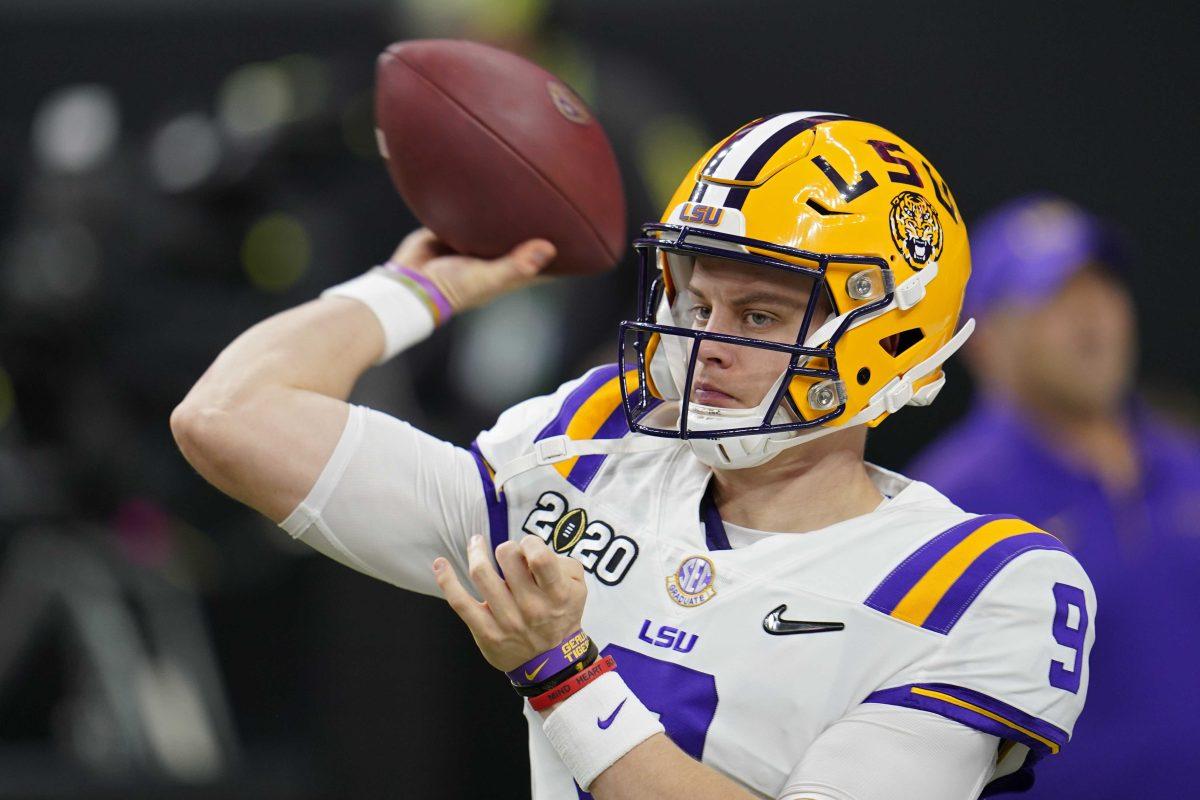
[678,255,827,409]
[1019,266,1136,415]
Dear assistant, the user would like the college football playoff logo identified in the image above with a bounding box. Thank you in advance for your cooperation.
[522,491,638,586]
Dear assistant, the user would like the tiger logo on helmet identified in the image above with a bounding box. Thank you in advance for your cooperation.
[889,191,943,269]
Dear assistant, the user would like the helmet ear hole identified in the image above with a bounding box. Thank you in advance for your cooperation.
[879,328,925,357]
[856,367,871,385]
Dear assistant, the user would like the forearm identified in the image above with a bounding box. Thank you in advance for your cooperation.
[179,296,384,410]
[589,733,760,800]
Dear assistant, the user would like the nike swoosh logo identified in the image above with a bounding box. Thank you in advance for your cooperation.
[763,604,845,636]
[597,698,627,730]
[524,658,551,681]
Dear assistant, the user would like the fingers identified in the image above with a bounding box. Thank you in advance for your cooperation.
[432,557,495,635]
[495,539,541,608]
[465,534,523,629]
[466,239,556,302]
[410,237,556,314]
[520,535,579,595]
[390,227,454,267]
[504,239,557,279]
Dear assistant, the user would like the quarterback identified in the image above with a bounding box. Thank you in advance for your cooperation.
[172,113,1095,799]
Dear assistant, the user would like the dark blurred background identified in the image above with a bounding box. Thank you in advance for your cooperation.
[0,1,1196,798]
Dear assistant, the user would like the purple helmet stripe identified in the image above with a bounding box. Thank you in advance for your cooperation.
[865,514,1015,615]
[688,116,773,203]
[724,113,848,210]
[922,532,1070,634]
[864,682,1069,755]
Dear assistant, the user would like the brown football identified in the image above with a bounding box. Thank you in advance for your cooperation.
[374,39,626,275]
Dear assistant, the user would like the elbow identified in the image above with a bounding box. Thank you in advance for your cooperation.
[170,400,235,480]
[169,400,213,470]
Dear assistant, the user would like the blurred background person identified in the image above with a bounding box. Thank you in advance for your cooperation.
[908,194,1200,798]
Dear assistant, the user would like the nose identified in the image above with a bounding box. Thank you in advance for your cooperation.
[696,336,734,368]
[695,306,738,367]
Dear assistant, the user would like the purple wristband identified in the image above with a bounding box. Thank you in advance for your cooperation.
[382,261,455,325]
[507,630,590,687]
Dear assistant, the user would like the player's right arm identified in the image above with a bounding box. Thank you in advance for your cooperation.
[170,230,555,580]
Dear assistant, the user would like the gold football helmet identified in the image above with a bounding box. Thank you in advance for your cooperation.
[618,112,975,469]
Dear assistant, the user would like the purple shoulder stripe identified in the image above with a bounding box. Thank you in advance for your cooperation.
[468,442,509,558]
[535,365,621,443]
[923,532,1070,634]
[865,515,1015,615]
[534,365,659,493]
[565,387,659,492]
[864,682,1069,755]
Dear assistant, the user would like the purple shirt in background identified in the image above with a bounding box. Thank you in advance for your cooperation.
[909,399,1200,797]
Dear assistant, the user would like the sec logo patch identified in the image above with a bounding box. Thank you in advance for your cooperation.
[666,555,717,607]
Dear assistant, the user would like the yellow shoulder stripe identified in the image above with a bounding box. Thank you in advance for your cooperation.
[890,517,1051,627]
[554,369,639,479]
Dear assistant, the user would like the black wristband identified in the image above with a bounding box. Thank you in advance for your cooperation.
[511,640,599,698]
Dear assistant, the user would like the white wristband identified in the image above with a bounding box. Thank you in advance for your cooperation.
[541,671,664,790]
[321,270,435,364]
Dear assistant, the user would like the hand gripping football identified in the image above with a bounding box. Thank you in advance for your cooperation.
[375,39,627,275]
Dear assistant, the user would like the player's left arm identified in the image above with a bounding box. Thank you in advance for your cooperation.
[433,534,763,799]
[438,535,987,800]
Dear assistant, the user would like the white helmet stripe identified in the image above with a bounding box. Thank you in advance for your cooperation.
[691,111,844,207]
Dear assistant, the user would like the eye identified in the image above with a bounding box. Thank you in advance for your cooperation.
[744,311,776,328]
[690,305,711,324]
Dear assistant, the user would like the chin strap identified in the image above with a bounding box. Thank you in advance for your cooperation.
[491,435,679,494]
[864,316,975,414]
[757,317,977,457]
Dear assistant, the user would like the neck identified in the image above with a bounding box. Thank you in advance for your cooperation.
[711,427,883,533]
[1041,400,1132,489]
[1011,394,1140,493]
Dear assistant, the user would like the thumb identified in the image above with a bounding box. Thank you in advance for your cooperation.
[505,239,557,278]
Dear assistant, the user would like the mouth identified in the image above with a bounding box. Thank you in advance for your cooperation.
[691,380,740,408]
[908,238,930,262]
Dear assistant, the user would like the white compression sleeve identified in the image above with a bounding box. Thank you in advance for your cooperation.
[279,405,492,596]
[778,703,998,800]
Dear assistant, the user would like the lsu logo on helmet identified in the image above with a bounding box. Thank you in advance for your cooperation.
[889,191,943,269]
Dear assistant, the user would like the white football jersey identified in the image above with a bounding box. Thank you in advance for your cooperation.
[469,364,1096,799]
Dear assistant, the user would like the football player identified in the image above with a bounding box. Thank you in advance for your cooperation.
[172,113,1095,799]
